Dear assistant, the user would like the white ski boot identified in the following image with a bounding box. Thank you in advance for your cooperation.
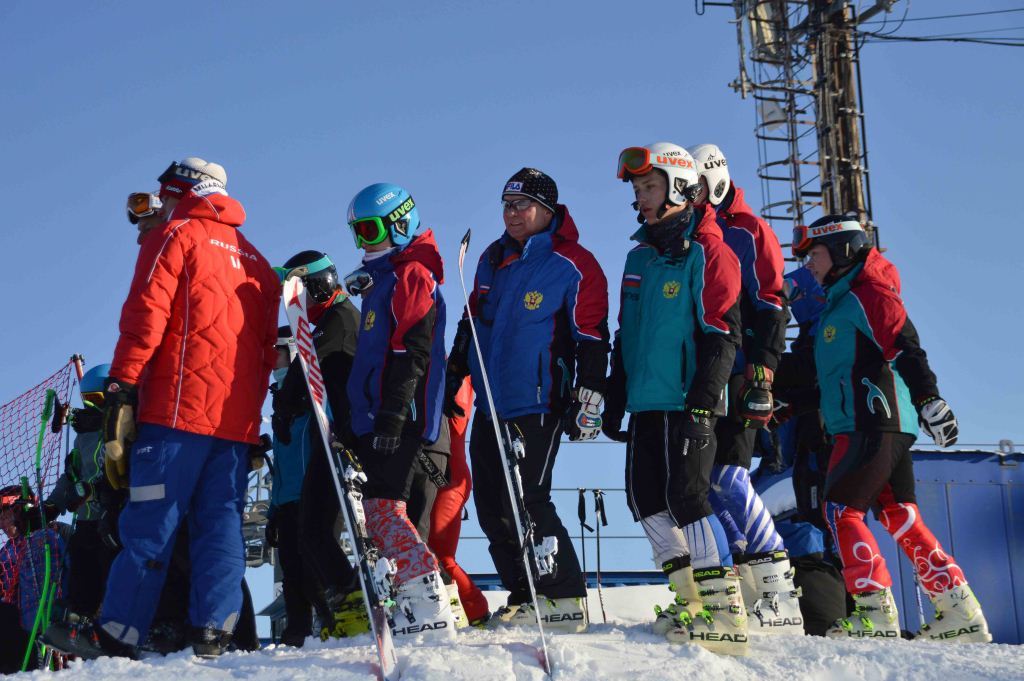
[745,551,804,635]
[446,582,469,630]
[505,596,588,633]
[826,588,900,639]
[391,571,456,640]
[919,584,991,643]
[667,566,749,656]
[653,563,702,636]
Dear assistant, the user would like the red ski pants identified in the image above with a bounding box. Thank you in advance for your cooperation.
[823,433,966,596]
[428,379,489,622]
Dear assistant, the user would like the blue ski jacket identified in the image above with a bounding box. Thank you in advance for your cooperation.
[347,231,447,443]
[465,205,609,419]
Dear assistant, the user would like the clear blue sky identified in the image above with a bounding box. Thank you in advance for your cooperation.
[2,0,1022,622]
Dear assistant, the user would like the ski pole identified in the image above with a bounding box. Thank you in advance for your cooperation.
[577,488,593,617]
[456,229,551,677]
[912,572,927,632]
[593,489,608,624]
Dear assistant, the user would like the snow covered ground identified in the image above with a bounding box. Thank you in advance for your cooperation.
[28,585,1023,681]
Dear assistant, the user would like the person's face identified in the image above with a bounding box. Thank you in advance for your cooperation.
[159,195,179,219]
[275,347,291,370]
[502,196,552,244]
[691,176,710,206]
[362,235,394,253]
[0,507,17,538]
[136,214,163,245]
[805,245,834,285]
[631,172,685,224]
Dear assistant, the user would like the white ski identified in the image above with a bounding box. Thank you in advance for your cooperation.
[283,274,400,681]
[456,229,552,677]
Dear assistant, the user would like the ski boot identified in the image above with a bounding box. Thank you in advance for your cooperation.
[919,584,991,643]
[744,550,804,636]
[42,619,137,660]
[190,626,233,658]
[653,560,702,636]
[391,571,456,640]
[447,582,469,629]
[505,596,589,633]
[668,566,749,656]
[826,588,900,639]
[320,590,371,640]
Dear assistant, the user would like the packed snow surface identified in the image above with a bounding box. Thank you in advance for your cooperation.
[29,586,1023,680]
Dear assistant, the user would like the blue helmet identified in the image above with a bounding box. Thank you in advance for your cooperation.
[80,364,111,396]
[347,183,421,249]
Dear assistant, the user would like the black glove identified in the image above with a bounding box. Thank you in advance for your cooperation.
[103,378,138,490]
[51,396,69,434]
[372,411,405,456]
[442,371,466,419]
[601,411,628,443]
[265,513,279,548]
[677,407,714,451]
[64,481,94,513]
[42,502,62,522]
[250,434,272,471]
[71,406,104,434]
[739,364,774,429]
[564,388,604,442]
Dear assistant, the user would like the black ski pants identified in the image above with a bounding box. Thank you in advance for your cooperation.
[66,520,117,617]
[470,411,585,602]
[625,411,717,526]
[274,501,314,639]
[299,434,357,602]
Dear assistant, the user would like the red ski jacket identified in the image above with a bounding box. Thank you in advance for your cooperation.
[110,192,280,444]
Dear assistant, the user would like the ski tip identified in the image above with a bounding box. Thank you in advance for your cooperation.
[460,228,471,246]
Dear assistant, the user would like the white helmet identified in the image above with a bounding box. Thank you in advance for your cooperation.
[688,144,731,206]
[617,142,700,206]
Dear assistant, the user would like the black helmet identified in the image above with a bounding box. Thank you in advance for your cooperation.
[282,250,339,304]
[792,214,872,267]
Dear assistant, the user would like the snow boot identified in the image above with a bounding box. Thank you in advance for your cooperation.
[447,582,469,629]
[668,566,749,656]
[504,597,589,633]
[919,584,991,643]
[826,588,900,639]
[190,626,233,658]
[391,571,456,640]
[745,550,804,636]
[653,561,702,636]
[320,590,371,640]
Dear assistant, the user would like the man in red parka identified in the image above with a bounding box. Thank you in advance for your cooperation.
[80,158,279,658]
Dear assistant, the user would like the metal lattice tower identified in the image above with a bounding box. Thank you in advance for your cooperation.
[701,0,891,249]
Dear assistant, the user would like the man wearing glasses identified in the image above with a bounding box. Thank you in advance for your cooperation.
[446,168,610,633]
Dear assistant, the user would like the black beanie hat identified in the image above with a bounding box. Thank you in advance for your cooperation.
[502,167,558,213]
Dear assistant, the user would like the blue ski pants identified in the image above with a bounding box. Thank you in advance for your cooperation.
[99,424,248,646]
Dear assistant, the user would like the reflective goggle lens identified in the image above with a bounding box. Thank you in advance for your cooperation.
[616,147,652,179]
[791,225,812,258]
[82,391,105,407]
[349,217,389,248]
[127,192,162,224]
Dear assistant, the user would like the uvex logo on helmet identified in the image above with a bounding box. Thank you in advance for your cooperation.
[655,155,694,169]
[809,222,849,237]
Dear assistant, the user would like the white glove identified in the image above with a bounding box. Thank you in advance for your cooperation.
[566,388,603,441]
[917,397,959,447]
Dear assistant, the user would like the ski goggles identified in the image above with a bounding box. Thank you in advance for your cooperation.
[348,216,391,249]
[616,146,655,179]
[343,268,374,296]
[127,192,163,224]
[81,391,105,407]
[791,220,862,257]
